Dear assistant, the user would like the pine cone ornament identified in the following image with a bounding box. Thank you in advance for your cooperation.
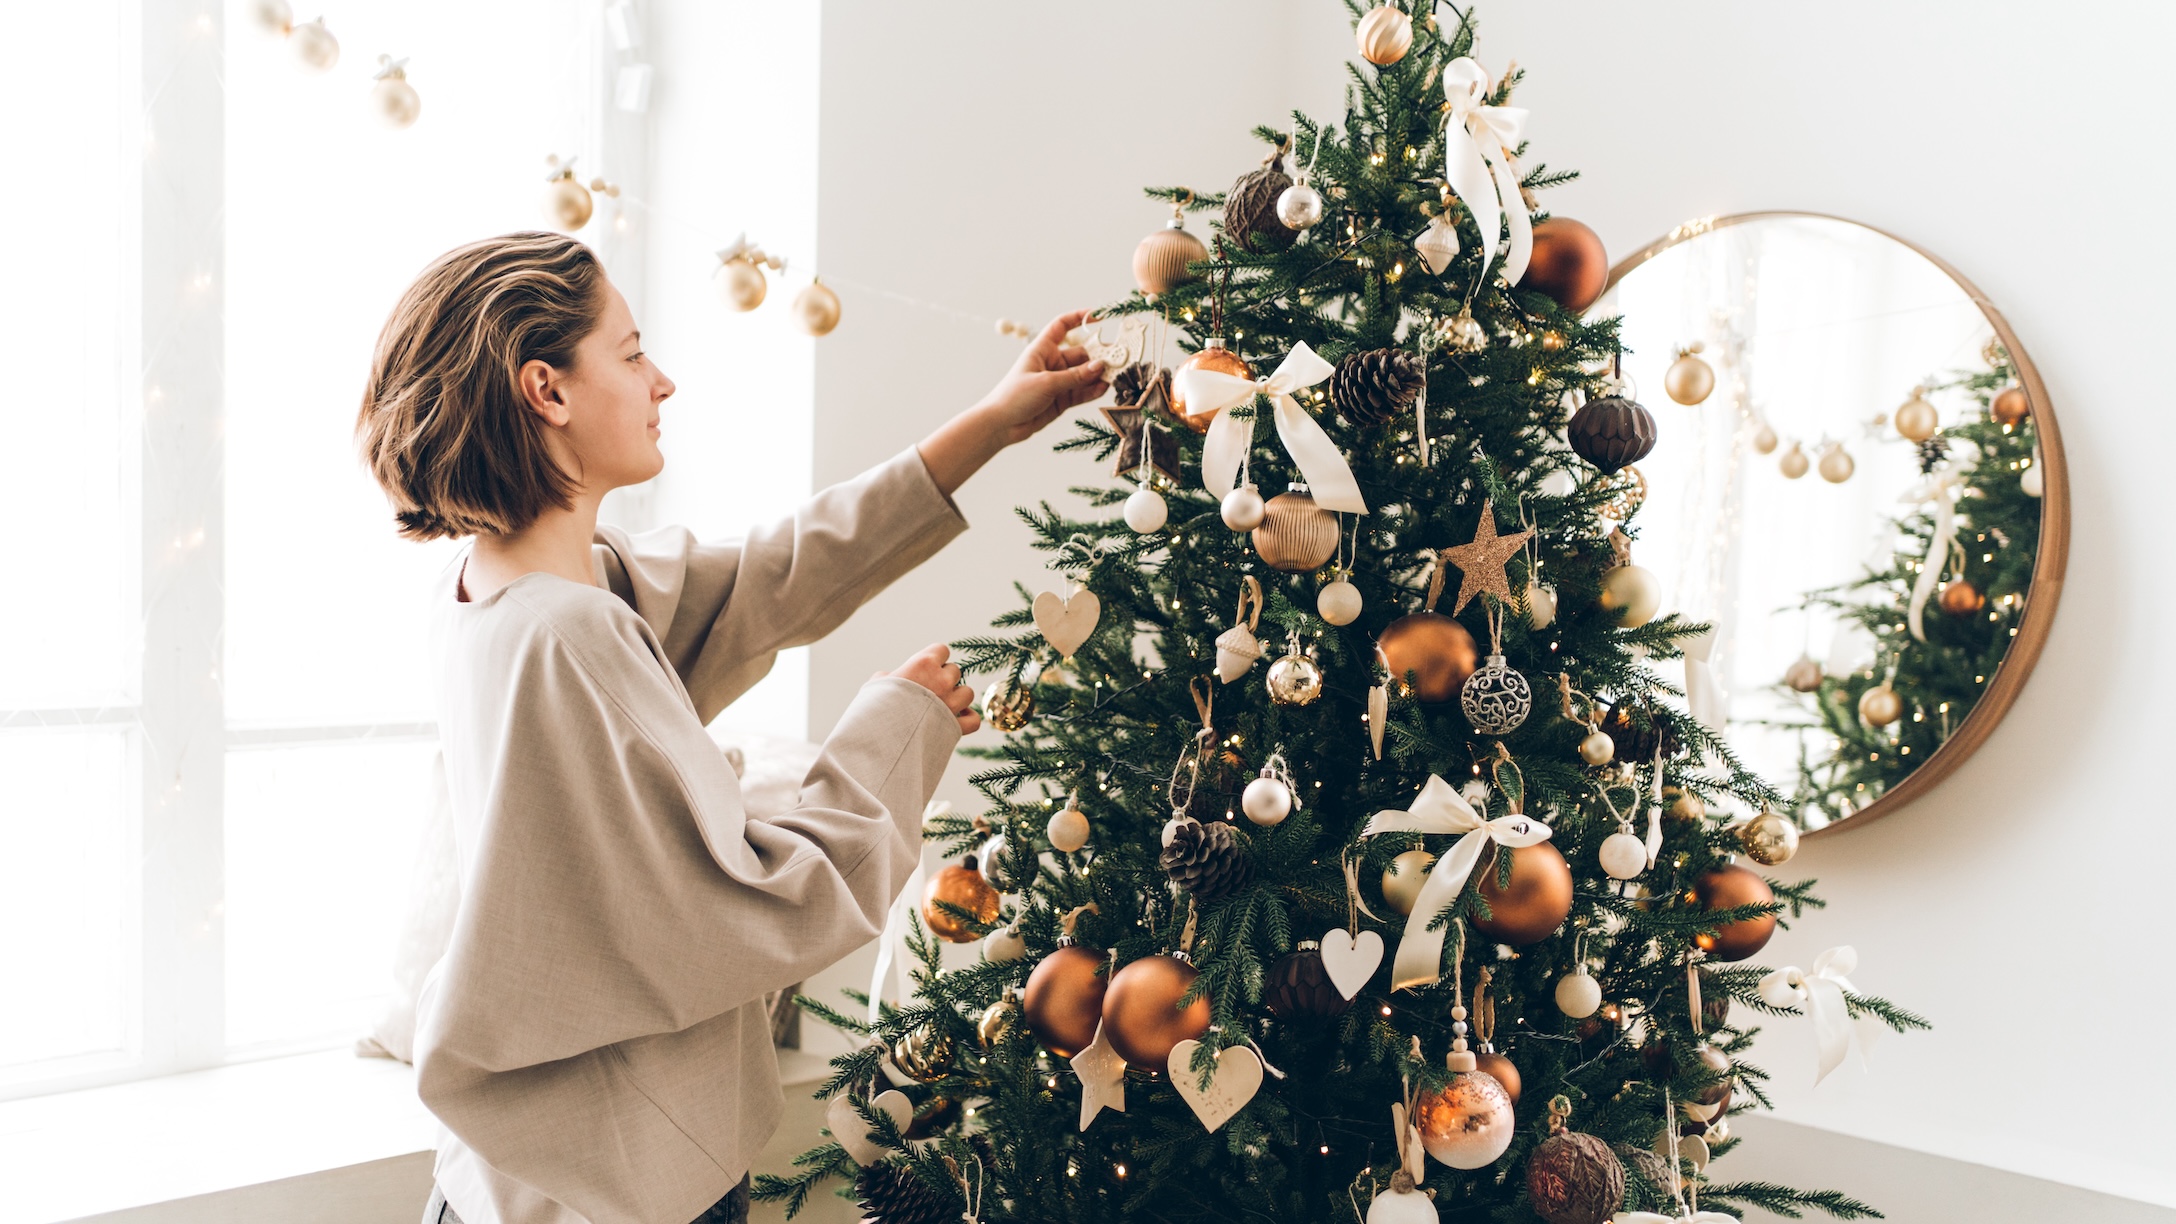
[1159,819,1253,902]
[1526,1130,1626,1224]
[854,1163,950,1224]
[1224,166,1299,253]
[1597,703,1685,763]
[1329,349,1424,425]
[1612,1143,1677,1211]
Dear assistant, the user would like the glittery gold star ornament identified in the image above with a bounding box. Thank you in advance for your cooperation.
[1438,503,1535,615]
[1071,1020,1127,1130]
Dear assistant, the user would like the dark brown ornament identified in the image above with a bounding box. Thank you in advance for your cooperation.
[1596,703,1685,763]
[1568,394,1658,474]
[1692,1042,1734,1111]
[1474,1046,1521,1105]
[854,1162,949,1224]
[1224,164,1299,253]
[1022,942,1107,1058]
[1526,1129,1626,1224]
[1472,842,1574,946]
[1523,217,1610,312]
[1377,613,1479,703]
[1939,578,1986,617]
[1692,864,1777,962]
[1265,941,1351,1021]
[920,856,1000,943]
[1101,952,1212,1074]
[1991,385,2031,426]
[1329,348,1425,425]
[1169,342,1255,433]
[1251,487,1341,571]
[1099,401,1182,485]
[1159,818,1254,902]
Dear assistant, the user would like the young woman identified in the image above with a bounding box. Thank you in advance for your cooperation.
[356,231,1106,1224]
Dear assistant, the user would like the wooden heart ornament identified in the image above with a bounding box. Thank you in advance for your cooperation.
[1319,928,1385,1000]
[825,1088,914,1166]
[1032,587,1101,658]
[1167,1039,1264,1133]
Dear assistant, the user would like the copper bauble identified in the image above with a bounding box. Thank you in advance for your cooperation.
[921,856,1000,943]
[1991,385,2030,426]
[1523,217,1610,312]
[1378,612,1479,703]
[1526,1129,1626,1224]
[1101,953,1212,1074]
[1858,682,1903,727]
[1022,943,1107,1058]
[1251,488,1341,571]
[1691,864,1777,962]
[1472,842,1573,946]
[1473,1046,1521,1104]
[1940,579,1986,617]
[1413,1067,1515,1168]
[1738,810,1799,866]
[1170,342,1255,433]
[1134,214,1209,297]
[1265,941,1351,1021]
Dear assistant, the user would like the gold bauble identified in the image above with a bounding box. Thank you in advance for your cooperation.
[1171,343,1255,432]
[543,173,594,231]
[1692,864,1776,962]
[1777,442,1809,479]
[1818,443,1855,484]
[1381,849,1435,916]
[1355,4,1414,65]
[921,856,1001,943]
[1894,388,1939,442]
[1665,787,1706,822]
[370,66,421,129]
[1939,579,1986,617]
[1578,730,1615,765]
[1022,943,1107,1058]
[1664,349,1715,405]
[1598,564,1660,628]
[1133,215,1210,297]
[982,677,1033,732]
[717,257,768,311]
[977,992,1020,1048]
[889,1025,955,1083]
[1782,655,1823,693]
[1858,683,1903,727]
[1472,842,1574,946]
[1378,612,1479,703]
[1413,1068,1515,1169]
[1752,423,1779,455]
[1101,953,1211,1075]
[1992,385,2030,426]
[791,281,842,336]
[1266,647,1324,706]
[1738,810,1800,866]
[1251,488,1340,571]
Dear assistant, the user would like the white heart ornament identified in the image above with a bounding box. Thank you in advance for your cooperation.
[1319,928,1385,1000]
[1167,1039,1263,1133]
[825,1088,913,1166]
[1032,587,1101,658]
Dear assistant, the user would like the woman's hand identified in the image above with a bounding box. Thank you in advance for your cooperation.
[876,642,981,735]
[917,310,1108,496]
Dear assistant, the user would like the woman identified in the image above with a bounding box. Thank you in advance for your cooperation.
[355,231,1106,1224]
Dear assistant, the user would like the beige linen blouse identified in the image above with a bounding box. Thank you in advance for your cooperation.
[416,447,969,1224]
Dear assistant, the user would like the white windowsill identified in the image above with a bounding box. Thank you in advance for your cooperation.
[0,1045,840,1224]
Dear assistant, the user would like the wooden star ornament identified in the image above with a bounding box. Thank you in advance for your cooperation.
[1438,502,1535,615]
[1099,404,1180,485]
[1070,1020,1127,1130]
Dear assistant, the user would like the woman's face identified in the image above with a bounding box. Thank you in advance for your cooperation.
[538,278,675,494]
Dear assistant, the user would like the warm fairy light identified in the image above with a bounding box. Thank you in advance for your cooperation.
[1380,1005,1392,1016]
[1115,1163,1128,1178]
[1320,1145,1331,1154]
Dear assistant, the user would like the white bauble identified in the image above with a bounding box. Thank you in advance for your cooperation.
[288,17,340,70]
[1599,832,1647,880]
[982,925,1027,962]
[1241,774,1292,827]
[1554,968,1602,1018]
[1578,730,1615,765]
[2021,465,2044,498]
[371,73,421,129]
[1275,182,1324,230]
[249,0,292,34]
[1221,482,1265,530]
[1161,816,1188,849]
[1046,806,1090,854]
[1366,1184,1439,1224]
[1317,578,1362,626]
[1540,469,1579,498]
[1524,581,1556,630]
[1124,486,1168,533]
[717,257,768,311]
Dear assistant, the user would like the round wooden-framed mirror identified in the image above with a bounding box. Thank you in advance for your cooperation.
[1596,212,2068,837]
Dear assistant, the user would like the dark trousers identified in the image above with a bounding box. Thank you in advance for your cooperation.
[424,1175,752,1224]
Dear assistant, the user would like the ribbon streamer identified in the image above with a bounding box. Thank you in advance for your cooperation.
[1441,57,1532,289]
[1175,340,1368,514]
[1679,628,1726,734]
[1904,469,1962,642]
[1644,747,1665,869]
[1759,946,1885,1085]
[1361,774,1552,990]
[866,800,948,1026]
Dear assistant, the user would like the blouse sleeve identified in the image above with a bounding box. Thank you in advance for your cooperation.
[416,589,962,1074]
[594,445,969,723]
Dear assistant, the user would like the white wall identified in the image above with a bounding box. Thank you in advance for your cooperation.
[801,0,2176,1217]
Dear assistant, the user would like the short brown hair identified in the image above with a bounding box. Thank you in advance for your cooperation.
[357,231,607,540]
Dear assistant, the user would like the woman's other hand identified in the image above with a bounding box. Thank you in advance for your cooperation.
[875,642,980,735]
[917,310,1108,496]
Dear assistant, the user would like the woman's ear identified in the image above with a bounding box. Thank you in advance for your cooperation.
[517,358,571,427]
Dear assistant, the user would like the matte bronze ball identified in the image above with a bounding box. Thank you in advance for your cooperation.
[1940,579,1986,617]
[1265,942,1351,1021]
[1170,343,1255,433]
[1691,864,1776,962]
[1568,395,1658,474]
[1472,842,1574,946]
[1523,217,1610,312]
[1473,1047,1521,1105]
[1022,943,1107,1058]
[1991,385,2030,426]
[1526,1129,1626,1224]
[1102,953,1212,1074]
[1378,612,1479,703]
[921,856,1000,943]
[1857,683,1903,728]
[1134,218,1208,297]
[1252,489,1341,571]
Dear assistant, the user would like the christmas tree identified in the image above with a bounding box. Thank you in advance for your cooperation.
[758,6,1924,1222]
[1786,346,2048,824]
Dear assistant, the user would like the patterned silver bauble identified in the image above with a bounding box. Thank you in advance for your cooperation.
[1266,642,1325,706]
[1275,182,1325,230]
[1437,307,1487,354]
[1460,654,1531,736]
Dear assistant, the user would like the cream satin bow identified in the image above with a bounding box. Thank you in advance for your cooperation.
[1361,775,1552,990]
[1441,57,1532,289]
[1904,468,1963,643]
[1759,946,1885,1084]
[1176,340,1367,514]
